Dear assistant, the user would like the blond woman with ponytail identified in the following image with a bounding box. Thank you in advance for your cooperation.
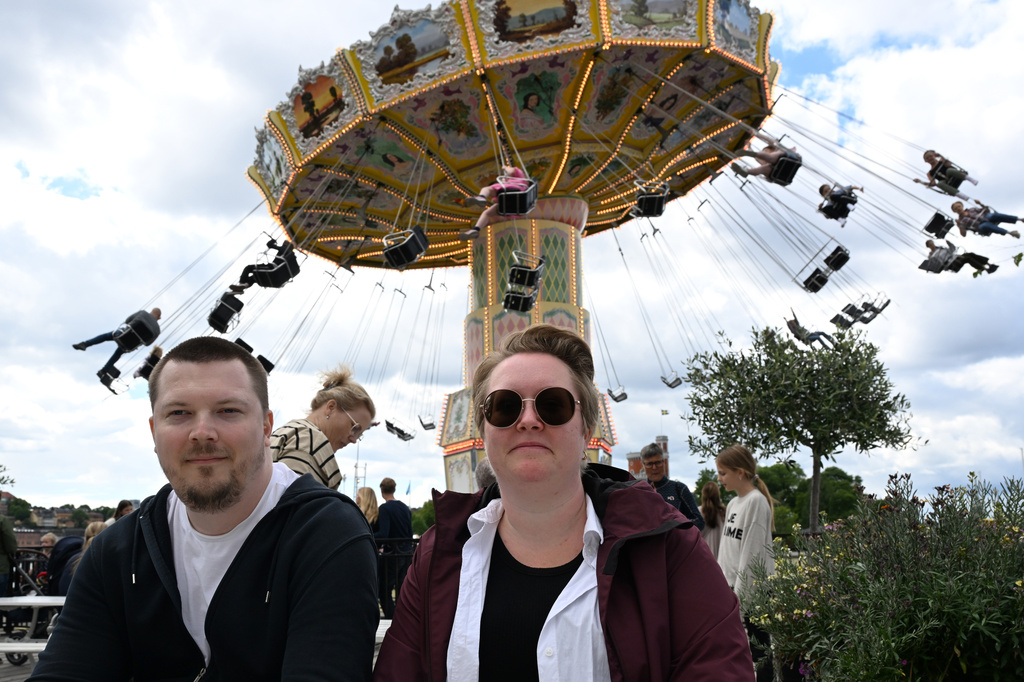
[715,443,776,681]
[270,365,374,490]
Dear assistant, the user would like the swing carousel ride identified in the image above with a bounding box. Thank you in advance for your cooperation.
[89,0,1010,494]
[246,0,781,489]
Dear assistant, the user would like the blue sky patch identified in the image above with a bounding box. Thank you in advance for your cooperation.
[46,175,101,199]
[773,44,843,87]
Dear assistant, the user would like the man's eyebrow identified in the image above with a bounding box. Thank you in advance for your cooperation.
[158,397,250,409]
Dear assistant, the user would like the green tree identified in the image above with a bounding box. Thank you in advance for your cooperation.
[757,462,805,537]
[683,328,913,532]
[757,462,805,511]
[411,500,435,537]
[70,508,90,528]
[693,467,718,498]
[631,0,650,18]
[0,463,13,488]
[693,467,735,507]
[8,497,32,524]
[795,465,862,527]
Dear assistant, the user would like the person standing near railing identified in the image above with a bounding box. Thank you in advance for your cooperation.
[375,477,413,619]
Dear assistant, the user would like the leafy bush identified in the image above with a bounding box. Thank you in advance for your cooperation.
[747,473,1024,681]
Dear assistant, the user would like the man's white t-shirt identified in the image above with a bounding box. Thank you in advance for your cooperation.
[167,462,300,662]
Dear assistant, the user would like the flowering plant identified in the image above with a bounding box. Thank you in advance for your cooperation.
[747,473,1024,680]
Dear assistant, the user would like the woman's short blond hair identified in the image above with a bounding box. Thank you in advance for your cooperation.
[310,365,375,418]
[471,324,600,436]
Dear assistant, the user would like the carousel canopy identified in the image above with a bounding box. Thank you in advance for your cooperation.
[249,0,777,270]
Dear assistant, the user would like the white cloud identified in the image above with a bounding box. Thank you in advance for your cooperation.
[0,0,1022,514]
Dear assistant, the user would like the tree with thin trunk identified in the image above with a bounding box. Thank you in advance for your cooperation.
[683,327,914,533]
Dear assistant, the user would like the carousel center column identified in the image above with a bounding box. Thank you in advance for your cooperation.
[436,196,617,492]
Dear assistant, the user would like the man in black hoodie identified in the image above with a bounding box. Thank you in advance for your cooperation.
[31,337,379,682]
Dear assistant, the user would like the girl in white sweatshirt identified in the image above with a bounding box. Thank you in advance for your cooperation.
[716,444,775,681]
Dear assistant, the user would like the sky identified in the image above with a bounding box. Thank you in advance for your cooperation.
[1,0,1022,514]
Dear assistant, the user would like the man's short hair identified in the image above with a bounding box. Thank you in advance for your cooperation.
[380,477,397,495]
[640,443,664,460]
[148,337,269,412]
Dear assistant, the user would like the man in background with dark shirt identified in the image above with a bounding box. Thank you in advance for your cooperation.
[375,477,413,619]
[641,443,705,530]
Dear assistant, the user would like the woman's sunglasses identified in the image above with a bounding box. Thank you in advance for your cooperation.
[481,387,580,428]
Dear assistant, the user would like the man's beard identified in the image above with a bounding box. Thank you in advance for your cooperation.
[175,443,247,513]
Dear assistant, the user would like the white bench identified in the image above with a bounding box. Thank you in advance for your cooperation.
[0,596,66,610]
[0,641,47,654]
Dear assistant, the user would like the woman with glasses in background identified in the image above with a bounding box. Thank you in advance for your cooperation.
[270,365,374,490]
[375,325,753,681]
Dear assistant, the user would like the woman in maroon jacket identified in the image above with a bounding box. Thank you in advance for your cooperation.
[374,325,753,681]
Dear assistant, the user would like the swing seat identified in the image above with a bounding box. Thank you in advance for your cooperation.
[98,366,124,394]
[504,252,544,312]
[830,313,855,329]
[820,202,850,220]
[136,351,161,381]
[257,355,274,375]
[208,293,245,334]
[503,289,538,312]
[934,164,968,192]
[383,226,429,270]
[821,194,856,220]
[824,245,850,272]
[802,268,830,293]
[631,180,669,218]
[919,247,959,273]
[841,303,863,319]
[234,338,273,374]
[508,252,545,287]
[385,419,416,441]
[112,312,161,352]
[418,415,436,430]
[661,372,682,389]
[98,366,120,384]
[607,386,628,402]
[863,297,890,314]
[496,178,538,216]
[766,152,802,186]
[923,212,954,239]
[508,263,544,287]
[253,258,299,288]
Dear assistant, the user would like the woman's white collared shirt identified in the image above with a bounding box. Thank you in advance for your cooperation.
[446,497,612,682]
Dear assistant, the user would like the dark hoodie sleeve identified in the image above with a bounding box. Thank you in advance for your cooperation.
[30,535,132,681]
[280,501,381,682]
